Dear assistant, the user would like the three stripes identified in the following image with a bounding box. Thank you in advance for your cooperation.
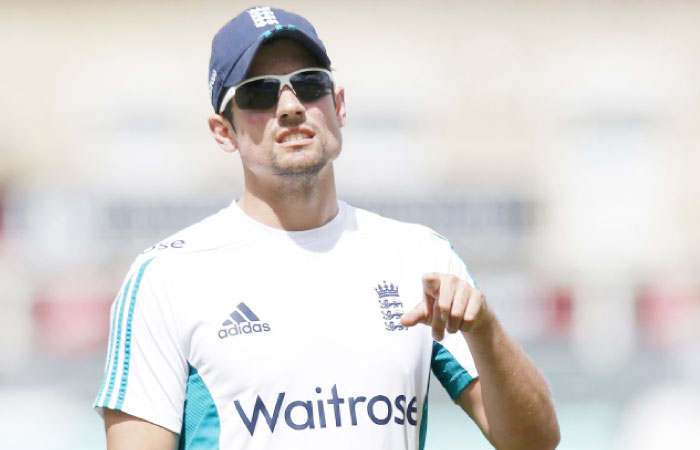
[94,258,154,410]
[222,302,259,326]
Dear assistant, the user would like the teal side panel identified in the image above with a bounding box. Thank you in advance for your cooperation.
[418,378,430,450]
[431,341,475,400]
[179,365,221,450]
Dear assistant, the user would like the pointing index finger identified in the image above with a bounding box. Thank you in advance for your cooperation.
[421,273,441,298]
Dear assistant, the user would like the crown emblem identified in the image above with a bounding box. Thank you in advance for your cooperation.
[375,281,399,298]
[373,280,406,332]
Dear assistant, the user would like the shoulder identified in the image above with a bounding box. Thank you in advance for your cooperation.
[344,201,450,248]
[345,202,432,238]
[343,202,471,277]
[127,203,242,271]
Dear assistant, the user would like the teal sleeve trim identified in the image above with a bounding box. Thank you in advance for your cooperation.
[179,365,221,450]
[115,258,155,409]
[431,341,475,400]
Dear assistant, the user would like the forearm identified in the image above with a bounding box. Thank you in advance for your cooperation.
[463,313,560,450]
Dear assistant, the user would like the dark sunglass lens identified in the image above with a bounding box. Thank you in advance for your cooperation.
[235,79,280,110]
[291,71,333,102]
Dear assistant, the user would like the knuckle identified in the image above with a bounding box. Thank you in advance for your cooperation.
[437,303,451,314]
[461,318,476,330]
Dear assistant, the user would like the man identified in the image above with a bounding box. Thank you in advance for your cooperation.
[95,6,559,450]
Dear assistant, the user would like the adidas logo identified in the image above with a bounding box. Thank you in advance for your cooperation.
[218,302,271,339]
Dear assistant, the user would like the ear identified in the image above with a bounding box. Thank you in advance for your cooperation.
[334,86,346,128]
[208,114,238,153]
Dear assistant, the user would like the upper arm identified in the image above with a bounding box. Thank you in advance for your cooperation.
[104,409,178,450]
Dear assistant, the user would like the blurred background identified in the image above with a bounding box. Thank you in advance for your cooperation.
[1,0,699,448]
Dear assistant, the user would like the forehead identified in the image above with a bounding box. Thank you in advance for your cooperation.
[247,38,320,77]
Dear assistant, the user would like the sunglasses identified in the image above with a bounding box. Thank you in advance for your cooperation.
[218,68,334,113]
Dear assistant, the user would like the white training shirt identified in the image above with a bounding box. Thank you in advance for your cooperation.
[94,200,478,450]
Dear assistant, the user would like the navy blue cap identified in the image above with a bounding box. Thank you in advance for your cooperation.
[208,6,332,112]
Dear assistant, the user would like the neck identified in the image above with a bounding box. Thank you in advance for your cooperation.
[237,164,339,231]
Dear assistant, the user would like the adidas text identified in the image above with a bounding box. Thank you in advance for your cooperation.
[219,321,271,339]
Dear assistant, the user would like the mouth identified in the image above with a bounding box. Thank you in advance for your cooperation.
[277,128,315,147]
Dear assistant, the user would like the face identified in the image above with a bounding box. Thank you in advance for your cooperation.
[222,39,345,182]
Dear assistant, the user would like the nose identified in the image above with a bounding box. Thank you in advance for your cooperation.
[276,86,306,124]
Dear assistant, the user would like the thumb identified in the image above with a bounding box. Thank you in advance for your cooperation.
[401,300,431,327]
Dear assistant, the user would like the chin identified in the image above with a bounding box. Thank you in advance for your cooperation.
[271,147,333,178]
[272,160,328,178]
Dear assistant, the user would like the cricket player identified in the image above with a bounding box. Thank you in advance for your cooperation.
[95,6,560,450]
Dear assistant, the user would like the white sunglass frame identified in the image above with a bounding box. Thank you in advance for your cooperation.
[218,67,333,113]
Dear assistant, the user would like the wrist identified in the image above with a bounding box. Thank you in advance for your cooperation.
[462,305,499,341]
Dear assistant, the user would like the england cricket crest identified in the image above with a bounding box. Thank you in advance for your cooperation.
[374,281,407,331]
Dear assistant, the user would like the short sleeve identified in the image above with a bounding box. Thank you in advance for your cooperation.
[93,257,188,433]
[427,232,479,399]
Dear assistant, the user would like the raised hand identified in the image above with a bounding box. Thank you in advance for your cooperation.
[400,273,493,341]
